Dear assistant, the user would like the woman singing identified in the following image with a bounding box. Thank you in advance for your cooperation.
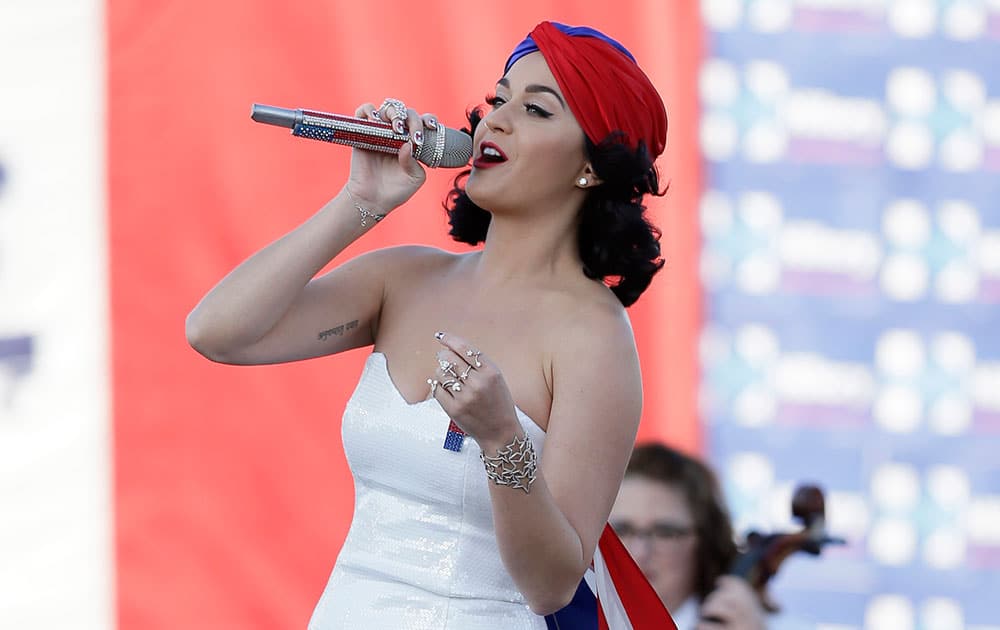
[187,21,669,629]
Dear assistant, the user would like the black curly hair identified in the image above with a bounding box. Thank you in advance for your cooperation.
[443,105,666,307]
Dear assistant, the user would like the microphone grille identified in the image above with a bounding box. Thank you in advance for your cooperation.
[418,125,473,169]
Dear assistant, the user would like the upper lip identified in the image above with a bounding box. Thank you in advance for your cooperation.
[478,141,507,161]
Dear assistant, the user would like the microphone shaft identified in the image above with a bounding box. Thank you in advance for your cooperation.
[251,104,409,156]
[250,104,302,128]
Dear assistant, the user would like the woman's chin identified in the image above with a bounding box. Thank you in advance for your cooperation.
[464,178,495,211]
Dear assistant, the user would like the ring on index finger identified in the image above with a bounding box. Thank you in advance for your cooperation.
[378,98,407,121]
[458,364,474,381]
[465,348,482,368]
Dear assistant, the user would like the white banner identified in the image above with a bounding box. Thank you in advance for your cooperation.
[0,1,112,628]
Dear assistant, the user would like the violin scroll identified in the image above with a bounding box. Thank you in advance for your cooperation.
[729,484,845,612]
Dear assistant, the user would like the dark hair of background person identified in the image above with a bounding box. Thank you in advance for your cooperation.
[444,105,666,307]
[626,443,739,602]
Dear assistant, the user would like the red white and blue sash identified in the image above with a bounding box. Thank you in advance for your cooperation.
[545,524,677,630]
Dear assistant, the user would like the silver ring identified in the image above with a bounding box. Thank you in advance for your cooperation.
[427,378,439,397]
[379,98,407,121]
[442,379,462,393]
[438,359,458,378]
[465,349,482,368]
[459,364,474,381]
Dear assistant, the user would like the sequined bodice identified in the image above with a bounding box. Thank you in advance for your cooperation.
[308,352,547,630]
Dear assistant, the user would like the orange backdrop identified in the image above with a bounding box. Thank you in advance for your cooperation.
[108,1,702,627]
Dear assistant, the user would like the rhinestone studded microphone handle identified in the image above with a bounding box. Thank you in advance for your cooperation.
[251,103,455,168]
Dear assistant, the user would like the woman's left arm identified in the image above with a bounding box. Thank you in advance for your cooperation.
[433,308,641,615]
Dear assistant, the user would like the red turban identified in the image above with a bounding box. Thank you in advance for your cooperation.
[504,21,668,159]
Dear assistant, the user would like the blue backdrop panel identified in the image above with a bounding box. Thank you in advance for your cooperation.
[699,2,1000,628]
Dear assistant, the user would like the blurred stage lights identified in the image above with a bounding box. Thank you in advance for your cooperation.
[878,200,998,303]
[700,4,1000,626]
[704,322,996,437]
[875,329,925,378]
[873,384,923,432]
[699,190,998,302]
[883,200,932,248]
[923,527,967,570]
[728,451,776,493]
[869,517,919,565]
[920,597,965,630]
[701,56,997,170]
[886,67,993,172]
[889,0,938,38]
[701,189,890,294]
[927,465,972,509]
[929,396,972,435]
[702,0,998,40]
[967,497,1000,545]
[871,462,921,511]
[827,491,871,540]
[865,594,915,630]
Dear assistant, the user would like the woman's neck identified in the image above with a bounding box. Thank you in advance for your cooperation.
[473,208,582,286]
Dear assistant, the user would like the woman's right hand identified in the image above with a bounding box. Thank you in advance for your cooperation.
[345,100,440,217]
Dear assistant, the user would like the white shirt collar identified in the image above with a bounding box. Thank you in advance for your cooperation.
[667,596,699,630]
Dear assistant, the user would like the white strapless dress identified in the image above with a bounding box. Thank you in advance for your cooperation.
[308,352,548,630]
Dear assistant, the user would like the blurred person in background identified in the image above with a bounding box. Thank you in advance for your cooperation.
[610,443,768,630]
[187,20,672,630]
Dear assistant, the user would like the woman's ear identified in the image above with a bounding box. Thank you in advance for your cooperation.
[574,164,604,188]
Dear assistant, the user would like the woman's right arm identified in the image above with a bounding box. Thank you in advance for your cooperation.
[186,191,393,364]
[185,102,432,365]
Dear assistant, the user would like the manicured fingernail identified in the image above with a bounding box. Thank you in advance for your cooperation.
[434,331,445,340]
[412,130,424,146]
[426,118,437,130]
[393,119,405,134]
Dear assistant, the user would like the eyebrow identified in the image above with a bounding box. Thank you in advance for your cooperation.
[497,78,566,109]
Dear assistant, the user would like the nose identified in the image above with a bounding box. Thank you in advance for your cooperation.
[481,107,510,135]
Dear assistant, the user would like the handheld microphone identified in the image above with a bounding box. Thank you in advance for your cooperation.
[250,104,473,169]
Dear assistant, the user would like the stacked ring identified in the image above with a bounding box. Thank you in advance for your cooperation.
[438,359,458,379]
[466,349,482,368]
[376,97,408,129]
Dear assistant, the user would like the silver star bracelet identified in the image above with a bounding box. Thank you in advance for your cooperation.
[480,433,538,494]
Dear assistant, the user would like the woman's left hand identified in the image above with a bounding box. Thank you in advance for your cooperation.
[429,332,523,447]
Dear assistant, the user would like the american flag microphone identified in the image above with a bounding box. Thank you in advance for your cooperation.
[250,104,473,169]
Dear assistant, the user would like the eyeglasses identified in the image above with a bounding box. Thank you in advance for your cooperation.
[611,521,695,545]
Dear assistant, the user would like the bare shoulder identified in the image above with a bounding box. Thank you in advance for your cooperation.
[354,244,463,288]
[549,281,637,362]
[543,279,642,416]
[549,280,642,417]
[360,244,458,270]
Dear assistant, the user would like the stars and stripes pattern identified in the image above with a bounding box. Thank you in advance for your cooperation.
[546,525,677,630]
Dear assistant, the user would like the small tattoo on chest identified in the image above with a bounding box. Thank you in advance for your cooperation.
[318,319,359,341]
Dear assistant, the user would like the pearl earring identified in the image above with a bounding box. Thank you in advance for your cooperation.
[577,177,588,186]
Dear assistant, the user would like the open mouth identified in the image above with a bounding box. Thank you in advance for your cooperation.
[474,142,507,168]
